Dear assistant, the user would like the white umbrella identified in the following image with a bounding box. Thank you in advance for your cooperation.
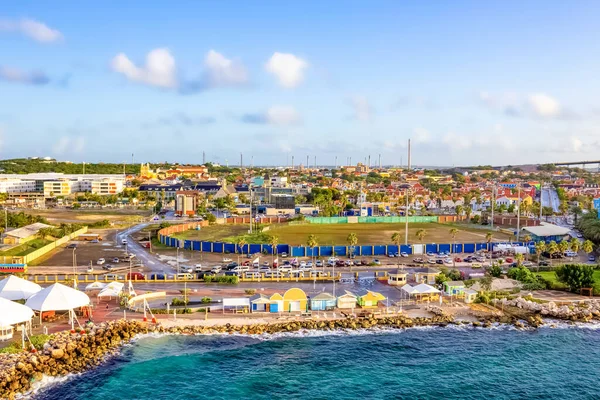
[0,297,34,326]
[25,283,90,312]
[85,281,107,291]
[106,282,124,291]
[0,275,42,300]
[413,283,441,294]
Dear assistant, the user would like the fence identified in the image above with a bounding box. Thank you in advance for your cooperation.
[3,227,89,265]
[307,216,440,224]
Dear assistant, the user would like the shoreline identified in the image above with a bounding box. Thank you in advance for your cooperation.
[3,301,600,399]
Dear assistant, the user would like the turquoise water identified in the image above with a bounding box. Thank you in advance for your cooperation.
[35,326,600,399]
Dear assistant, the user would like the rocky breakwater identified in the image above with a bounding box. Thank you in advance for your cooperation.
[497,297,600,327]
[0,320,149,400]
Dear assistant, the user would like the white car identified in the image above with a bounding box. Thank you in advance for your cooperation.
[280,252,288,258]
[121,239,127,245]
[86,267,94,273]
[96,258,105,265]
[232,265,250,273]
[306,261,313,268]
[299,263,312,271]
[222,258,233,263]
[180,266,193,273]
[388,253,395,258]
[564,251,577,257]
[210,265,222,273]
[194,264,204,272]
[400,252,409,257]
[278,265,292,272]
[299,261,307,267]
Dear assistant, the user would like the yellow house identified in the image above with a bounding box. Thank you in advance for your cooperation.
[357,290,386,308]
[387,270,408,286]
[282,288,308,312]
[508,194,532,206]
[269,293,284,313]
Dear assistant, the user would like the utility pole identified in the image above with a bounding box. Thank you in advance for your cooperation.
[251,155,254,169]
[350,156,352,166]
[131,153,134,165]
[240,153,243,169]
[405,142,411,245]
[291,156,294,169]
[407,139,411,170]
[249,189,253,233]
[490,186,495,229]
[82,162,85,174]
[335,156,338,169]
[516,183,521,242]
[378,154,381,169]
[202,151,206,164]
[306,155,309,169]
[314,155,317,169]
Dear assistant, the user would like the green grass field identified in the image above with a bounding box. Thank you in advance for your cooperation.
[0,239,53,257]
[172,222,511,245]
[536,270,600,293]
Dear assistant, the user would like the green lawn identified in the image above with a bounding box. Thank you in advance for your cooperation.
[536,270,600,293]
[172,222,510,246]
[0,239,53,257]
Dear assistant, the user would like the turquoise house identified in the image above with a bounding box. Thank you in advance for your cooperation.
[310,292,337,311]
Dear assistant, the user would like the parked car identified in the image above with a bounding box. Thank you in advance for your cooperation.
[427,259,436,264]
[210,265,222,273]
[180,266,193,274]
[67,243,77,249]
[336,260,345,267]
[345,260,354,266]
[299,261,307,267]
[112,257,120,263]
[315,260,323,267]
[149,273,166,280]
[299,263,312,271]
[360,260,369,266]
[258,265,270,272]
[278,265,292,272]
[280,252,288,258]
[426,252,435,256]
[435,259,444,264]
[505,257,514,263]
[102,264,113,271]
[522,261,534,267]
[242,261,251,266]
[265,271,282,278]
[388,253,396,258]
[400,252,409,257]
[589,255,596,262]
[126,272,145,280]
[232,265,250,273]
[175,273,194,280]
[97,258,106,265]
[86,266,94,273]
[194,265,204,272]
[564,251,577,257]
[121,239,127,245]
[413,257,424,263]
[222,258,233,263]
[454,257,462,262]
[539,260,550,266]
[105,274,121,280]
[373,259,381,265]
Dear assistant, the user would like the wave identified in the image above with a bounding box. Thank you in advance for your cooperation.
[18,373,79,400]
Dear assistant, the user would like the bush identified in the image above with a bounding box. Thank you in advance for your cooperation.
[244,289,256,295]
[200,296,212,304]
[30,334,52,350]
[204,275,239,284]
[555,264,596,292]
[171,297,188,306]
[488,264,502,278]
[475,292,491,304]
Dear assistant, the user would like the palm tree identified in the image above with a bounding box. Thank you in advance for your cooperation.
[485,232,493,250]
[571,206,583,224]
[269,235,279,268]
[346,233,358,258]
[455,205,464,219]
[522,234,532,245]
[235,237,247,265]
[535,241,546,268]
[464,207,472,222]
[391,232,403,267]
[547,241,559,265]
[306,234,319,269]
[582,240,594,255]
[449,228,459,266]
[515,253,524,266]
[415,229,426,254]
[570,239,581,254]
[558,240,569,255]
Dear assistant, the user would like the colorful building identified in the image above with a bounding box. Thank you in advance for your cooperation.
[388,270,408,286]
[443,281,465,297]
[413,268,440,285]
[282,288,307,312]
[269,293,284,313]
[356,290,386,308]
[310,292,336,311]
[337,291,358,309]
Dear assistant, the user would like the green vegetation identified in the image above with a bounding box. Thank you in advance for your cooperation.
[203,275,239,284]
[0,158,141,174]
[554,264,596,292]
[576,213,600,245]
[172,222,510,246]
[200,296,212,304]
[507,266,546,290]
[0,239,52,256]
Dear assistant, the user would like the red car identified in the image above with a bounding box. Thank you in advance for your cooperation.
[126,272,145,281]
[454,257,462,262]
[242,261,251,266]
[505,257,513,263]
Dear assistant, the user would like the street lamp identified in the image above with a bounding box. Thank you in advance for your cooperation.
[72,248,77,289]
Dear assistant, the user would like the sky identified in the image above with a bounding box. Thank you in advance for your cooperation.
[1,1,600,167]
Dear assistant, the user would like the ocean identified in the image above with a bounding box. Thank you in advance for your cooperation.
[32,325,600,400]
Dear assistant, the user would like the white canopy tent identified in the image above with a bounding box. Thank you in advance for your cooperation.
[85,281,107,291]
[25,283,90,312]
[412,283,441,294]
[0,275,42,300]
[0,297,34,327]
[106,282,125,291]
[98,287,121,298]
[401,284,418,295]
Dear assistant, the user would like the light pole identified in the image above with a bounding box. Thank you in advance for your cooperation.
[72,248,77,289]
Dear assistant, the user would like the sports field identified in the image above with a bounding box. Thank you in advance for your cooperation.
[172,222,511,245]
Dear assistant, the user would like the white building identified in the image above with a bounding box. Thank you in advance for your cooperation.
[270,176,288,187]
[0,173,126,198]
[0,178,37,193]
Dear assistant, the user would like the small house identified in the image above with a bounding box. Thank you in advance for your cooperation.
[413,267,440,285]
[269,293,284,313]
[3,223,52,245]
[464,288,478,304]
[337,291,358,309]
[282,288,308,312]
[388,270,408,286]
[250,294,271,313]
[356,290,386,308]
[310,292,337,311]
[443,281,466,297]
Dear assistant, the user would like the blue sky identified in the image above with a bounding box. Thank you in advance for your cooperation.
[1,1,599,166]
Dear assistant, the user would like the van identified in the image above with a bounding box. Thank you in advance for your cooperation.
[126,272,145,281]
[105,274,121,280]
[176,273,194,280]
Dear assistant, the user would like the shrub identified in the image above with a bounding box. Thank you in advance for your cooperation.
[244,289,256,295]
[171,297,188,306]
[204,275,239,284]
[200,296,212,304]
[555,264,596,292]
[30,334,52,350]
[488,264,502,278]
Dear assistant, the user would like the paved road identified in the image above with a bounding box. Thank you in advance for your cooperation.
[115,222,172,274]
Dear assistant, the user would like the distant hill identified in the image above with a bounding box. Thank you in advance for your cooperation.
[0,158,142,174]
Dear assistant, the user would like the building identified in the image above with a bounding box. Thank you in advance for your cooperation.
[443,281,466,296]
[356,290,386,308]
[90,178,124,195]
[310,292,337,311]
[0,178,36,193]
[175,191,198,216]
[270,176,288,187]
[387,270,408,286]
[413,268,440,285]
[272,194,295,209]
[520,223,571,243]
[3,223,52,245]
[282,288,308,312]
[0,173,125,198]
[464,288,478,303]
[337,291,358,309]
[269,293,284,313]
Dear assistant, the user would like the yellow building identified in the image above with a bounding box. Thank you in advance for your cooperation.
[357,290,386,308]
[43,180,73,197]
[282,288,308,312]
[269,293,284,313]
[387,270,408,286]
[3,223,52,245]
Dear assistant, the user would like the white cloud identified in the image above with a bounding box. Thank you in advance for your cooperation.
[265,52,308,88]
[479,91,570,119]
[413,127,432,144]
[349,96,373,121]
[527,93,561,118]
[570,137,583,152]
[204,50,248,87]
[53,136,84,155]
[0,66,50,85]
[0,18,63,43]
[266,106,301,126]
[111,48,177,89]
